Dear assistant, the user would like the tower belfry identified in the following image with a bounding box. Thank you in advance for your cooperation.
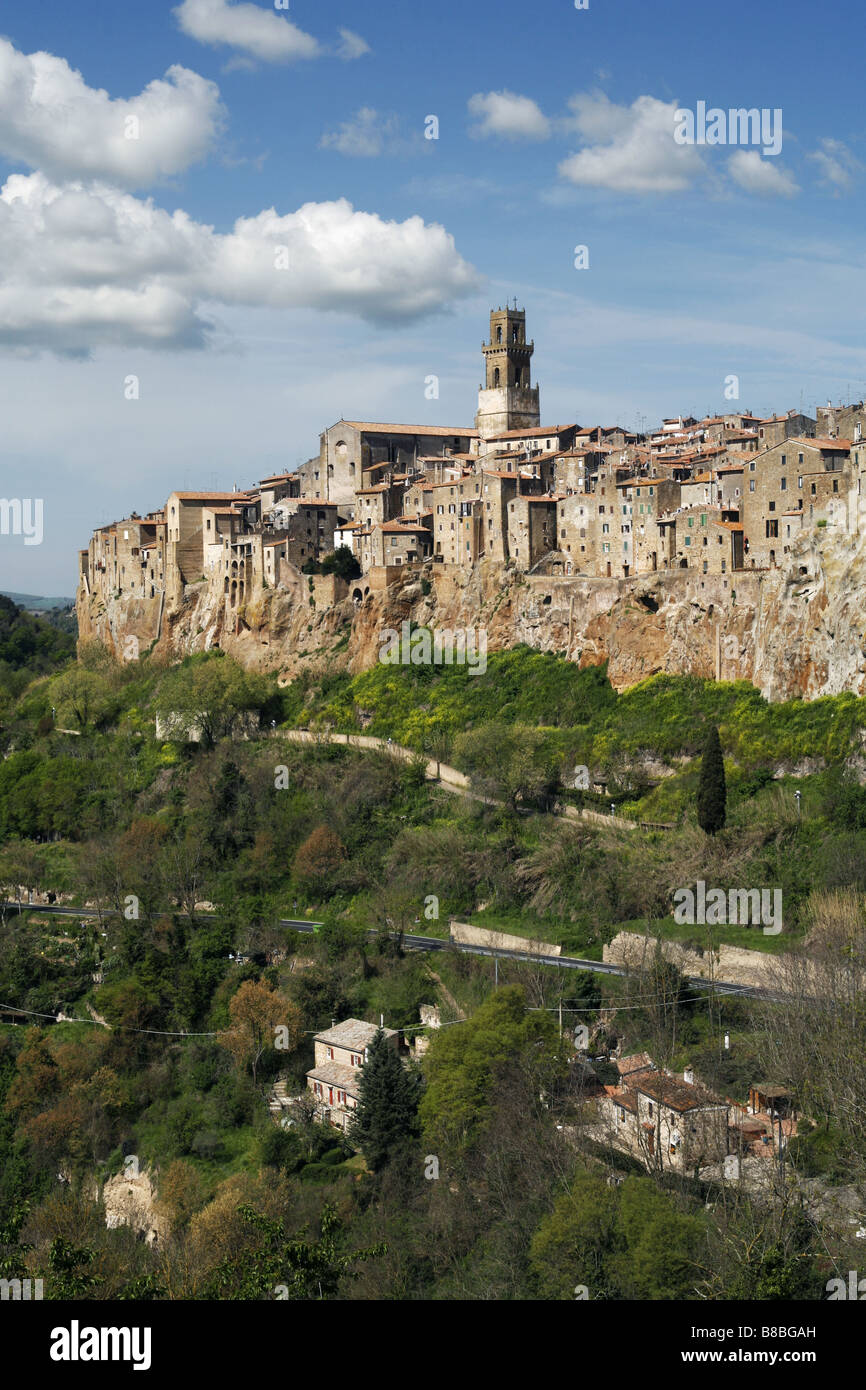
[475,305,541,439]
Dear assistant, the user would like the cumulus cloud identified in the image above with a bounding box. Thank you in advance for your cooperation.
[319,108,402,158]
[808,137,861,191]
[468,91,551,142]
[174,0,321,63]
[336,29,371,61]
[728,151,799,197]
[0,174,480,355]
[0,39,224,188]
[558,93,703,193]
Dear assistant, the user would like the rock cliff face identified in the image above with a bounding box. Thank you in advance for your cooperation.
[76,527,866,702]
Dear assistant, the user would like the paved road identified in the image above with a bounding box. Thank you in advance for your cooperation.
[1,900,786,1002]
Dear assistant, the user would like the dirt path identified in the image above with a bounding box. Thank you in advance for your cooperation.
[425,968,466,1022]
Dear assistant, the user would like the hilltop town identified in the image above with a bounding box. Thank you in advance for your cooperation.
[76,307,866,699]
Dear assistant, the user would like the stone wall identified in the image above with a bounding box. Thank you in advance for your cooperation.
[449,921,561,957]
[604,929,778,990]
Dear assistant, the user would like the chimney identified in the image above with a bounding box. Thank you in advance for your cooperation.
[684,1065,694,1086]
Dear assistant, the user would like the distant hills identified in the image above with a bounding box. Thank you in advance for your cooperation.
[1,591,75,611]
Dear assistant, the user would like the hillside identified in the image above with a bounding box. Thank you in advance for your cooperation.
[0,594,76,675]
[0,645,863,1301]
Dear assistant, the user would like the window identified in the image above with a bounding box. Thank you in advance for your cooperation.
[749,479,755,492]
[769,500,775,511]
[781,477,787,491]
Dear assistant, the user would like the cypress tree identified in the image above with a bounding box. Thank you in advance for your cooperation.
[348,1029,421,1172]
[697,724,726,835]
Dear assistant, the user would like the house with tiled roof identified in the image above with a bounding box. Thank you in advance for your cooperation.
[306,1018,400,1131]
[598,1060,730,1174]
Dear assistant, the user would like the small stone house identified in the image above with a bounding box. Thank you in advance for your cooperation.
[601,1063,730,1173]
[306,1018,399,1131]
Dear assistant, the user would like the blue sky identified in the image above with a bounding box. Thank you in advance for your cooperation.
[1,0,865,592]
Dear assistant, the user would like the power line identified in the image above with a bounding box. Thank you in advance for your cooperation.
[0,1002,220,1037]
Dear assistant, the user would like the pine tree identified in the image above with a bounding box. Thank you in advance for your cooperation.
[348,1029,421,1172]
[697,724,726,835]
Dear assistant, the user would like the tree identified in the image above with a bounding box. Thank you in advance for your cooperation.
[51,665,115,732]
[292,825,346,894]
[219,980,300,1086]
[696,724,726,835]
[420,986,562,1160]
[529,1168,618,1299]
[204,1201,384,1300]
[349,1029,422,1172]
[154,654,269,748]
[320,545,361,582]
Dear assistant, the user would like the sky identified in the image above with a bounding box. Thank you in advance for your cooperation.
[1,0,865,593]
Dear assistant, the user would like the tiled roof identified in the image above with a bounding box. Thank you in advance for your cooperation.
[307,1061,360,1094]
[314,1018,397,1049]
[340,421,478,437]
[802,436,851,450]
[487,424,576,440]
[633,1072,726,1113]
[170,491,254,501]
[617,1052,655,1077]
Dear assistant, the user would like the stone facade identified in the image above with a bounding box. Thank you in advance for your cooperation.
[306,1018,399,1131]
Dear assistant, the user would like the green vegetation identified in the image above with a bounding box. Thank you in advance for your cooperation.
[0,637,863,1300]
[697,724,727,835]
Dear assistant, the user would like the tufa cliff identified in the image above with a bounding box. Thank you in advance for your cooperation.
[76,527,866,702]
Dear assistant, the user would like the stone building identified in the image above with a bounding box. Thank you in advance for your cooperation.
[755,411,816,449]
[507,495,558,571]
[600,1064,730,1174]
[303,420,479,506]
[475,305,541,439]
[306,1019,400,1131]
[739,437,852,568]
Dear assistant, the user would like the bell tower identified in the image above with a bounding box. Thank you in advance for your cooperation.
[475,303,541,439]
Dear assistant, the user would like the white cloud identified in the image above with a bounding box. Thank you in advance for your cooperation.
[0,39,224,188]
[728,151,799,197]
[320,108,401,158]
[0,174,480,354]
[336,29,371,61]
[558,93,703,193]
[808,138,861,191]
[174,0,321,63]
[468,91,551,142]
